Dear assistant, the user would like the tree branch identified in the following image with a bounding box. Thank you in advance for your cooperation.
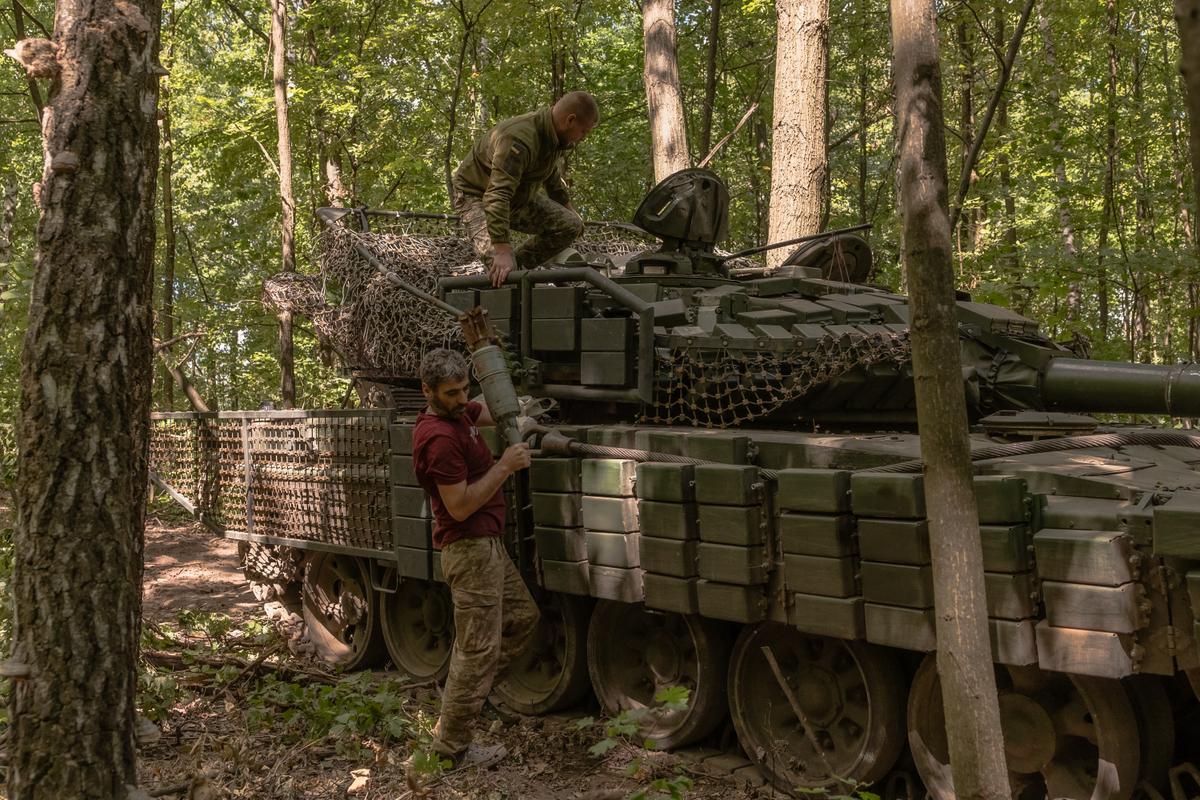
[11,0,45,120]
[949,0,1037,231]
[219,0,270,46]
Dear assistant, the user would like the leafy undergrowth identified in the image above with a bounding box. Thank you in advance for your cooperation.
[135,608,772,800]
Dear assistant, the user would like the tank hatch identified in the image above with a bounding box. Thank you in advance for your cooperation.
[626,168,730,277]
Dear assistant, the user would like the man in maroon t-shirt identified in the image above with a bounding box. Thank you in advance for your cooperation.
[411,348,539,768]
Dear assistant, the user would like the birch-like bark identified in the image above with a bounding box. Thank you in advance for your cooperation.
[9,0,161,794]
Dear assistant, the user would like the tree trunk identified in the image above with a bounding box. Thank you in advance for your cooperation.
[767,0,828,269]
[889,1,1011,798]
[994,7,1020,312]
[305,15,348,209]
[160,78,176,410]
[1098,0,1118,341]
[9,0,161,794]
[857,2,869,227]
[0,172,16,268]
[700,0,721,157]
[271,0,296,408]
[955,18,976,249]
[642,0,690,183]
[10,0,45,119]
[1037,7,1082,323]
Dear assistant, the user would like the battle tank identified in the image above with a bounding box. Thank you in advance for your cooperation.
[150,169,1200,799]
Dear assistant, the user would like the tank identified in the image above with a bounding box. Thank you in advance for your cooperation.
[150,170,1200,799]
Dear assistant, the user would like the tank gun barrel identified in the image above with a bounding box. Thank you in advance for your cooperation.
[1042,358,1200,416]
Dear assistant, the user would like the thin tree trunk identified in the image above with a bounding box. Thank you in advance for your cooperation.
[305,13,348,208]
[947,0,1035,231]
[1037,7,1081,322]
[271,0,296,408]
[700,0,722,157]
[642,0,690,182]
[9,0,161,793]
[1098,0,1119,341]
[751,112,770,246]
[857,22,869,227]
[889,1,1010,798]
[767,0,829,268]
[0,172,16,268]
[995,6,1020,311]
[160,78,176,410]
[1176,0,1200,360]
[1132,9,1152,362]
[955,17,976,249]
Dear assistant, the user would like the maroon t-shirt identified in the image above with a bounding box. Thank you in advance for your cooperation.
[412,402,505,549]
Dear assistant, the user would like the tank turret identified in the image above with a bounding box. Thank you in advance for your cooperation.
[432,169,1200,427]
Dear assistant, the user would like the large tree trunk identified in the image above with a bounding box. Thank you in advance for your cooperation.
[767,0,828,269]
[700,0,722,157]
[160,77,176,410]
[1037,7,1082,323]
[889,1,1011,798]
[271,0,296,408]
[642,0,689,183]
[8,0,161,793]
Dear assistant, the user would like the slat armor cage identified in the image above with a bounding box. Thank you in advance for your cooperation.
[149,410,393,558]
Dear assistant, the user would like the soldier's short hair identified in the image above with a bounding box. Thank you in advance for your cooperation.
[420,348,469,390]
[555,90,599,123]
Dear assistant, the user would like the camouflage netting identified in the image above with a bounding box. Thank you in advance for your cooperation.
[644,330,913,427]
[263,215,657,377]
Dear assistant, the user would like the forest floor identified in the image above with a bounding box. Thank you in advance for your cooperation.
[136,512,777,800]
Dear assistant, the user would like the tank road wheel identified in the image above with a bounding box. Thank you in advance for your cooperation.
[300,552,386,670]
[379,578,454,682]
[908,655,1142,800]
[494,593,593,714]
[586,601,731,751]
[727,622,906,791]
[238,541,302,602]
[1123,675,1174,792]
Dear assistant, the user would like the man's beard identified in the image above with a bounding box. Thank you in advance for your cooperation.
[431,396,468,419]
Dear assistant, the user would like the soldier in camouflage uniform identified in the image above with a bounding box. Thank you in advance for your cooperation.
[452,91,599,287]
[411,349,539,767]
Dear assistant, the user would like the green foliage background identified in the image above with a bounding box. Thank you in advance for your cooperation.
[0,0,1194,418]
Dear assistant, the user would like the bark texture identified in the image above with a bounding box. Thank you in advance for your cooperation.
[642,0,689,183]
[160,77,176,410]
[271,0,296,407]
[9,0,161,794]
[767,0,828,269]
[889,1,1010,798]
[1176,0,1200,333]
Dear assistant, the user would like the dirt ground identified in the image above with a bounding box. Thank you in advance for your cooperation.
[138,518,774,800]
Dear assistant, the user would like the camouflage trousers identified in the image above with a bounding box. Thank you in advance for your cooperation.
[431,536,540,757]
[452,190,583,269]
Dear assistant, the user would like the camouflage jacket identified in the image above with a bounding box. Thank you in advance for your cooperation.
[452,107,571,244]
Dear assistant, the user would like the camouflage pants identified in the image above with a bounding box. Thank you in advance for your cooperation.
[431,536,540,757]
[453,190,583,269]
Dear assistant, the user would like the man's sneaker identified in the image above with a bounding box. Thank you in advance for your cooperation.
[452,742,507,770]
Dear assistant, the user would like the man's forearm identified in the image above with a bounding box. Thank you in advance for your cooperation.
[448,462,509,521]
